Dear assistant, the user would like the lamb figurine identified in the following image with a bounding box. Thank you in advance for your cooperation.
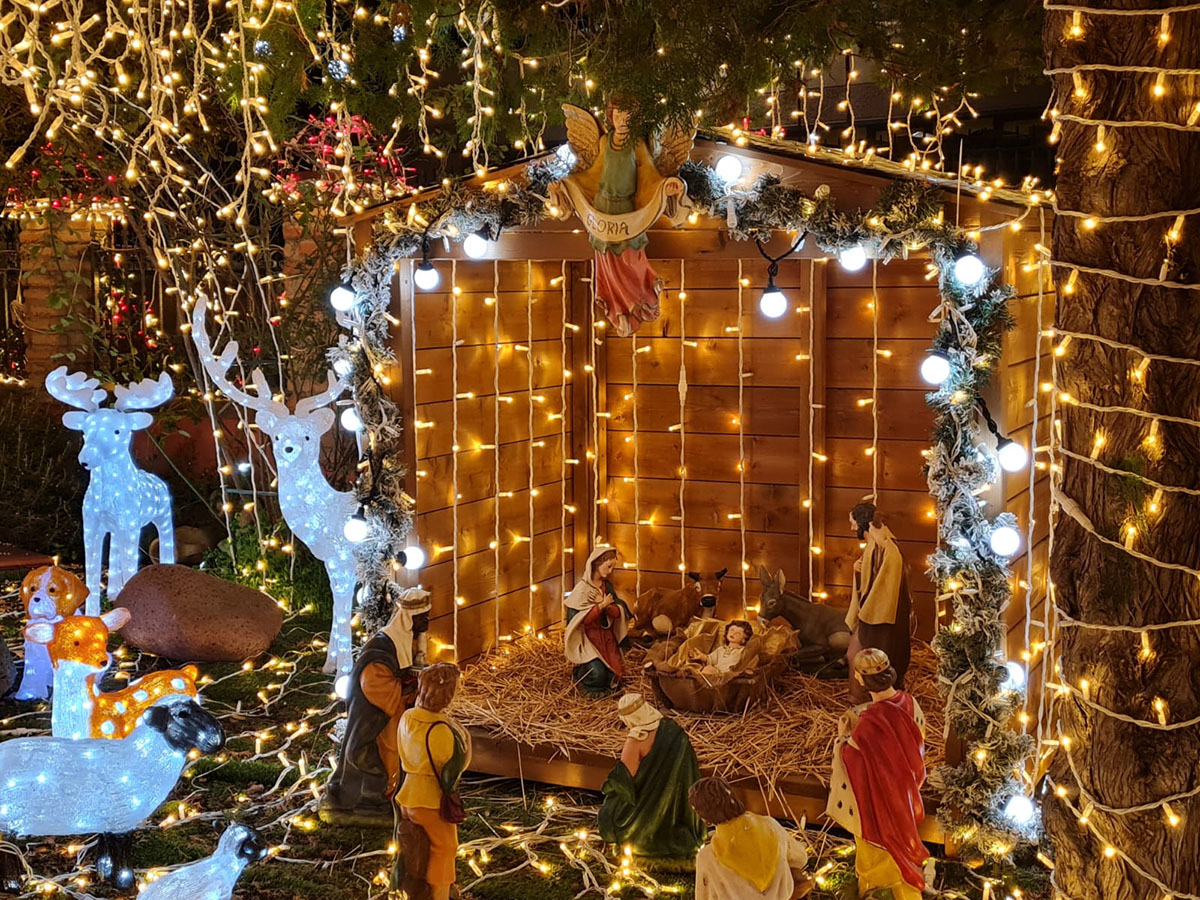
[139,824,268,900]
[0,696,224,893]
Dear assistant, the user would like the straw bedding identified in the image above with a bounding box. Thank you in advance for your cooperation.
[454,629,944,806]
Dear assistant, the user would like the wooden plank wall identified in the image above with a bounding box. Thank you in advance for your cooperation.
[603,254,944,635]
[396,259,583,661]
[995,223,1056,724]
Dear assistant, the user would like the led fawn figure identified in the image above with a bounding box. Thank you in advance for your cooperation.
[24,609,200,741]
[45,366,176,613]
[189,292,360,676]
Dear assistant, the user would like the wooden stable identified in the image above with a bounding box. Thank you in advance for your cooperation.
[346,138,1054,835]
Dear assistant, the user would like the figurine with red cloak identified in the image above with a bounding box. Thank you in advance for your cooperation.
[548,101,695,336]
[563,545,631,696]
[826,648,929,900]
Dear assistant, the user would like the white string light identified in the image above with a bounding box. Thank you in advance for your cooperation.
[678,261,688,586]
[806,260,817,595]
[870,259,880,498]
[560,260,569,602]
[631,328,641,598]
[737,260,747,611]
[451,259,460,661]
[527,259,536,630]
[493,259,502,643]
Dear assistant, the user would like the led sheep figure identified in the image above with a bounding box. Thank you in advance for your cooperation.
[45,366,176,612]
[139,824,268,900]
[190,292,359,676]
[23,608,199,741]
[0,696,224,892]
[12,565,89,701]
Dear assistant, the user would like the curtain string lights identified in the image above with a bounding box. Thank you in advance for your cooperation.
[737,259,748,612]
[870,259,880,499]
[631,329,641,597]
[451,259,461,661]
[560,260,569,601]
[526,259,536,631]
[678,261,688,586]
[493,259,502,642]
[806,260,817,596]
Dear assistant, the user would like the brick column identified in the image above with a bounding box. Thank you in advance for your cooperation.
[19,217,96,381]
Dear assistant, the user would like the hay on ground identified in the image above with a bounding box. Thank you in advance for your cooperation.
[454,629,944,808]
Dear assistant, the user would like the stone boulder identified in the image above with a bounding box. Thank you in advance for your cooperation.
[117,564,283,662]
[0,638,14,699]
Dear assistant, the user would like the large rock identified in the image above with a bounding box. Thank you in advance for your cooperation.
[117,565,283,662]
[0,638,14,698]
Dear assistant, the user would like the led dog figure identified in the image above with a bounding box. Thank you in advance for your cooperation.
[45,366,176,612]
[138,824,268,900]
[190,292,359,676]
[23,609,199,741]
[0,696,224,892]
[12,565,89,701]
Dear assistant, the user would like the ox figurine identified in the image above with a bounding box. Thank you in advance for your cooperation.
[758,567,851,666]
[632,569,727,637]
[45,367,175,614]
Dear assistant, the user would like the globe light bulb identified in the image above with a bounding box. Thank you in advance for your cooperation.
[463,232,489,260]
[997,439,1029,473]
[714,154,744,184]
[401,545,426,571]
[343,510,369,543]
[953,253,986,287]
[555,143,577,167]
[334,674,352,700]
[1004,794,1035,826]
[920,352,952,385]
[838,245,868,272]
[759,280,788,319]
[332,358,353,377]
[1002,660,1027,692]
[990,525,1021,557]
[414,261,440,291]
[339,407,363,432]
[329,285,356,312]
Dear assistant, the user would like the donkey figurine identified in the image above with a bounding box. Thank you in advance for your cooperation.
[191,292,359,676]
[46,367,175,613]
[758,567,851,664]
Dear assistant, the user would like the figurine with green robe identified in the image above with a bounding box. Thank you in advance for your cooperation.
[598,693,705,861]
[548,100,695,336]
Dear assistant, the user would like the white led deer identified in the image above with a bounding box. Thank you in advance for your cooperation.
[190,292,359,676]
[46,367,175,614]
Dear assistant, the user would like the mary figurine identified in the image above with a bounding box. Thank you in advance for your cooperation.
[563,545,631,696]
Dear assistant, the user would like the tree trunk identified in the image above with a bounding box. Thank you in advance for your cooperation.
[1042,4,1200,899]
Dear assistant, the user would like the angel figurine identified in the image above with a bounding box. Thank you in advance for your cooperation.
[548,99,694,336]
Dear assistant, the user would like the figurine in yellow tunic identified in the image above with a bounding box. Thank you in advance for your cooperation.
[690,777,813,900]
[394,663,471,900]
[548,100,695,336]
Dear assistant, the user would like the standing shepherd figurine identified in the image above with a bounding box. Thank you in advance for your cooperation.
[598,693,704,861]
[827,649,928,900]
[845,500,912,704]
[392,663,470,900]
[564,545,631,697]
[322,588,431,826]
[689,777,813,900]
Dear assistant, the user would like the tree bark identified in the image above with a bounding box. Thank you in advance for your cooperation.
[1042,4,1200,899]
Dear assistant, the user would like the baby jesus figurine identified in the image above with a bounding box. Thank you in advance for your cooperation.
[691,620,752,676]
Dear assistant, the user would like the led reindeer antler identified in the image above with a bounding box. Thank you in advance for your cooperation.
[190,292,290,421]
[113,372,175,412]
[45,368,106,413]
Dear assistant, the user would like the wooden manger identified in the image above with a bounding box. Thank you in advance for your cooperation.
[345,136,1055,844]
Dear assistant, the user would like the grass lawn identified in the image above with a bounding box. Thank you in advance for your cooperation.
[1,582,1049,900]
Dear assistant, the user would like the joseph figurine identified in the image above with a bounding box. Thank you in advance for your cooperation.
[320,588,431,825]
[845,501,912,704]
[598,693,705,860]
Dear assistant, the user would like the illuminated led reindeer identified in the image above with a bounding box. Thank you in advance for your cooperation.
[46,367,175,614]
[190,292,359,676]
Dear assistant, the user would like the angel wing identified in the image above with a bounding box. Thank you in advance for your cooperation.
[561,103,601,173]
[653,121,695,176]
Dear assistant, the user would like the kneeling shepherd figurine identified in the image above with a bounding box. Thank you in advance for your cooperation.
[827,649,928,900]
[598,693,704,860]
[690,777,813,900]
